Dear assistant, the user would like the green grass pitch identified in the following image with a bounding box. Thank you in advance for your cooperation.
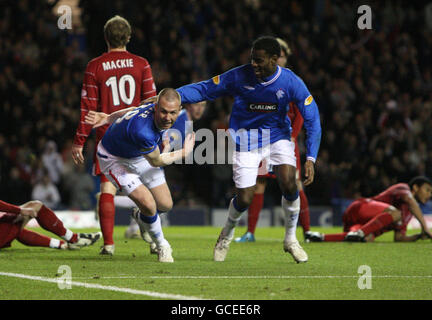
[0,226,431,300]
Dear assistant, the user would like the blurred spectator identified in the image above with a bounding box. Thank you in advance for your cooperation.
[31,173,61,209]
[62,164,94,210]
[41,140,64,185]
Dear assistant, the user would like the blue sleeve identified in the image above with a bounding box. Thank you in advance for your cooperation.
[134,131,157,155]
[289,75,322,162]
[177,68,236,104]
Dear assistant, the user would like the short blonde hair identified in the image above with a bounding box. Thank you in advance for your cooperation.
[276,38,291,57]
[157,88,181,104]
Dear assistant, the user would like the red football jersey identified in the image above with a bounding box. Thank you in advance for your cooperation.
[372,183,413,234]
[73,51,157,147]
[287,102,304,139]
[0,200,20,220]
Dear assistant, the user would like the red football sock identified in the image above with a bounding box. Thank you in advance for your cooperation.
[360,212,394,236]
[36,205,67,238]
[247,193,264,234]
[99,193,115,245]
[17,229,64,248]
[299,190,310,232]
[323,233,347,242]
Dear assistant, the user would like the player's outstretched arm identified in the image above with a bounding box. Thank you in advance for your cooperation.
[145,133,195,167]
[84,111,109,128]
[394,230,424,242]
[402,194,432,239]
[85,107,137,128]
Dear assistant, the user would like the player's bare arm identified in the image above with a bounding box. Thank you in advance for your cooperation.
[144,133,195,167]
[394,230,425,242]
[401,194,432,239]
[303,160,315,186]
[85,107,138,128]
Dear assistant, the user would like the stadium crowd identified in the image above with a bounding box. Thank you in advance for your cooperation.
[1,0,431,210]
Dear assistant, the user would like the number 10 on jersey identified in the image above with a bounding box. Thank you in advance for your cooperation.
[105,74,136,106]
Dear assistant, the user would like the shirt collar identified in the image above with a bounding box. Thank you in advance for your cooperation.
[260,65,281,86]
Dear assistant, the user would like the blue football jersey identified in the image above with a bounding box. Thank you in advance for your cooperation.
[101,103,164,158]
[177,64,321,161]
[162,109,192,151]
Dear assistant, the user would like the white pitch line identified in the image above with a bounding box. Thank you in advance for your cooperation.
[0,272,206,300]
[70,275,432,280]
[149,275,432,279]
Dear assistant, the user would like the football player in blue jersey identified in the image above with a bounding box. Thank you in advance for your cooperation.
[84,88,195,262]
[120,101,207,246]
[176,36,322,263]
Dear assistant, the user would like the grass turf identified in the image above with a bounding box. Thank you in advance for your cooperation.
[0,226,431,300]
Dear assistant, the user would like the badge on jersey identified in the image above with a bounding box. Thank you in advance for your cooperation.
[212,75,220,85]
[276,89,285,99]
[305,95,313,106]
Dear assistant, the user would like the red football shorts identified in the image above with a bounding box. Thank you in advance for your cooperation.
[342,199,391,232]
[0,222,21,249]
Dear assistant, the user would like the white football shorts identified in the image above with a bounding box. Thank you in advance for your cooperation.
[96,142,166,195]
[232,139,296,189]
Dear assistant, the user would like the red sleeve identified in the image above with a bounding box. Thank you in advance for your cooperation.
[140,61,157,100]
[288,102,304,139]
[394,185,412,199]
[73,62,100,147]
[0,213,20,223]
[0,200,21,214]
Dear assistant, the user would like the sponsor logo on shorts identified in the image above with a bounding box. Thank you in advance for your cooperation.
[212,75,220,85]
[247,103,278,112]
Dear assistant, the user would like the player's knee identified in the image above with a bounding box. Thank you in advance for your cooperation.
[131,195,156,216]
[255,177,267,194]
[157,198,173,213]
[236,192,254,208]
[137,202,157,216]
[100,181,117,194]
[389,208,401,222]
[22,200,43,212]
[280,180,298,196]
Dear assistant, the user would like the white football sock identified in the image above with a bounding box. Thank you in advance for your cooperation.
[140,214,169,248]
[62,229,74,242]
[282,195,300,243]
[49,238,61,248]
[222,198,246,239]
